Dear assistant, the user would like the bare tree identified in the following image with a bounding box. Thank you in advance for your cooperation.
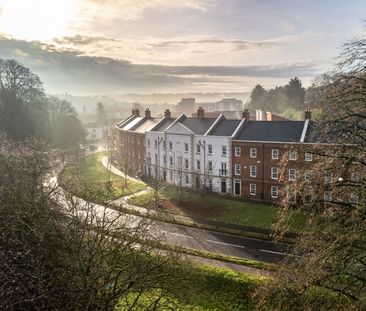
[255,31,366,311]
[0,134,189,310]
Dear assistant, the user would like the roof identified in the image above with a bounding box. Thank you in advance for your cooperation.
[208,119,241,136]
[235,121,305,142]
[180,117,217,135]
[121,116,144,131]
[151,118,177,132]
[131,118,161,133]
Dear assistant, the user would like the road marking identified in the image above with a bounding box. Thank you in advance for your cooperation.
[259,249,287,256]
[206,240,246,249]
[161,231,194,239]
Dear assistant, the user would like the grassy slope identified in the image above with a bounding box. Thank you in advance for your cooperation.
[116,264,264,311]
[60,153,146,203]
[129,190,305,231]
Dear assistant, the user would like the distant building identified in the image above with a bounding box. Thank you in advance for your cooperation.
[176,98,196,115]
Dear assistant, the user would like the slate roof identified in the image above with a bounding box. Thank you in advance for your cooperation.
[151,118,177,132]
[116,115,136,128]
[132,118,161,133]
[208,119,241,136]
[121,116,144,131]
[180,117,217,135]
[235,121,305,142]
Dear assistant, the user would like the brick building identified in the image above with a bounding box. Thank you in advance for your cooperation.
[115,108,161,176]
[231,111,312,203]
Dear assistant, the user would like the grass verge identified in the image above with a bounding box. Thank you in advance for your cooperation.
[160,244,276,271]
[128,189,305,232]
[116,264,265,311]
[59,153,146,203]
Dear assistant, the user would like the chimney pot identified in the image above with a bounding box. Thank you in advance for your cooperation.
[145,108,151,118]
[164,109,171,118]
[132,108,139,116]
[197,107,205,119]
[304,108,312,120]
[242,109,250,119]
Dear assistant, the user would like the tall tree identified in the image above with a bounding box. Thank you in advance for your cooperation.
[48,96,85,148]
[96,101,106,125]
[249,84,267,110]
[255,32,366,311]
[0,59,47,140]
[285,77,305,110]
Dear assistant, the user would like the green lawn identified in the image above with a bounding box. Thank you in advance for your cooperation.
[128,189,306,231]
[116,264,263,311]
[60,153,146,203]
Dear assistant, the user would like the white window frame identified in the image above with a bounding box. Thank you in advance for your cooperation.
[185,159,189,170]
[304,170,311,182]
[185,174,189,184]
[324,191,332,202]
[250,165,256,177]
[250,148,257,158]
[235,164,241,175]
[208,161,213,172]
[184,143,189,152]
[272,149,279,160]
[271,167,278,180]
[271,186,279,198]
[305,152,313,162]
[250,183,256,196]
[289,149,298,161]
[169,141,173,150]
[154,139,157,149]
[288,169,296,181]
[208,144,212,155]
[222,145,227,156]
[235,147,241,157]
[350,193,358,205]
[197,160,201,170]
[196,144,201,154]
[325,171,333,184]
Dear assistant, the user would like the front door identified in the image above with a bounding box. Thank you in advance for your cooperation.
[221,179,227,193]
[234,180,241,195]
[196,175,200,189]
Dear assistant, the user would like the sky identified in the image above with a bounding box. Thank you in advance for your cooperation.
[0,0,364,95]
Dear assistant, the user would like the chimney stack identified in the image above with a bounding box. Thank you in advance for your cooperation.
[145,108,151,118]
[304,108,312,120]
[164,109,171,118]
[132,108,140,116]
[197,107,205,119]
[242,109,250,119]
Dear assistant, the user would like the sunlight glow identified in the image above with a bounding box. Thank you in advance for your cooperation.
[0,0,76,41]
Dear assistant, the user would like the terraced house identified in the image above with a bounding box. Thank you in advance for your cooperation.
[116,107,314,202]
[115,108,160,176]
[231,110,312,203]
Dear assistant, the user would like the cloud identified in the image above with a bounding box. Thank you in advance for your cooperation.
[75,0,209,21]
[148,38,280,51]
[0,36,323,94]
[54,35,117,45]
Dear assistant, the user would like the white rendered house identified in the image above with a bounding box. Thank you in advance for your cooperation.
[145,108,243,194]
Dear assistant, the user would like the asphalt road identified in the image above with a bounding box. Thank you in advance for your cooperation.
[153,221,288,263]
[51,170,289,265]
